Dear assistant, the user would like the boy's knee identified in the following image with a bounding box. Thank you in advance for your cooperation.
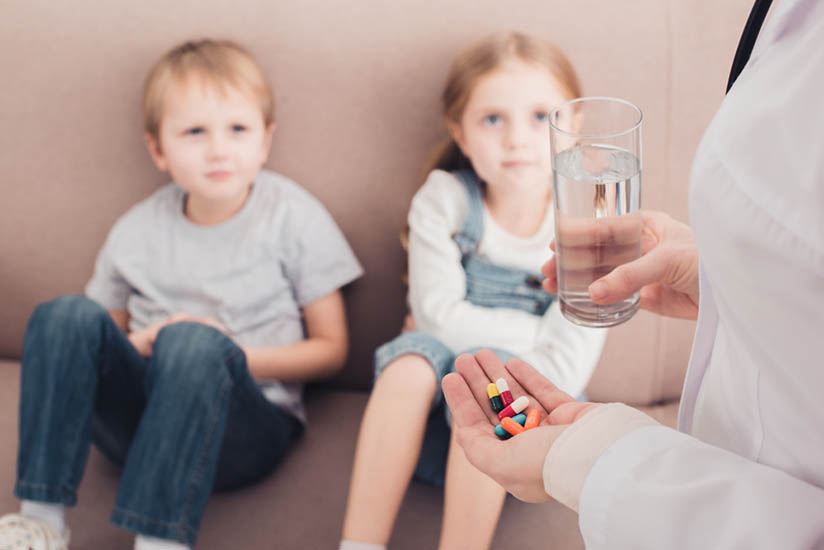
[152,322,244,382]
[30,295,108,333]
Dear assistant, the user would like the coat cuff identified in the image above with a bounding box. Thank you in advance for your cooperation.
[542,403,659,511]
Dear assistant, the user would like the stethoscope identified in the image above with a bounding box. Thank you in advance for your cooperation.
[727,0,774,92]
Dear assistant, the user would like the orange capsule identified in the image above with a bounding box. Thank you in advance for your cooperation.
[524,409,541,430]
[501,416,525,436]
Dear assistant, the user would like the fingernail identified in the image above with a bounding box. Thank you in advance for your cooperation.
[589,281,607,300]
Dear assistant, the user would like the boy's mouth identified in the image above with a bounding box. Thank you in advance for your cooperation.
[205,170,232,182]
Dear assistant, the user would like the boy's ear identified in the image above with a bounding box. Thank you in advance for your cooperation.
[144,133,168,172]
[447,120,466,155]
[261,122,277,161]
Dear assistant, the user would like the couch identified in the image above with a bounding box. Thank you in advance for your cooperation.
[0,1,752,548]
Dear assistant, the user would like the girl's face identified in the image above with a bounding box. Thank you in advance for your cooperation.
[450,59,570,196]
[145,77,274,220]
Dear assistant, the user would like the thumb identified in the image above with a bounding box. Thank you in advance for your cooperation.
[588,245,674,305]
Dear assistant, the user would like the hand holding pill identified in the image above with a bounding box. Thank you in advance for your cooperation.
[442,349,600,503]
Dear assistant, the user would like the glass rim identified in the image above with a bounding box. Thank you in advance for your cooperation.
[549,96,643,139]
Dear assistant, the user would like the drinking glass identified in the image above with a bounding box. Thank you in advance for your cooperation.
[549,97,643,327]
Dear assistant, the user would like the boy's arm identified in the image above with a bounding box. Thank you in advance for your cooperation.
[242,290,349,382]
[108,309,129,332]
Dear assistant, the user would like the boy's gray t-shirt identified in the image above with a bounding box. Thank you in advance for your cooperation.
[85,169,363,423]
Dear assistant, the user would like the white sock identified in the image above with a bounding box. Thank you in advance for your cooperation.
[134,534,191,550]
[20,500,66,535]
[339,541,387,550]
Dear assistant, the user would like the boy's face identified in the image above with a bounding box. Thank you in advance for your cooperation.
[145,78,274,209]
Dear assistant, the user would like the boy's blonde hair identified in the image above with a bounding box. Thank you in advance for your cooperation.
[427,31,582,174]
[142,39,275,140]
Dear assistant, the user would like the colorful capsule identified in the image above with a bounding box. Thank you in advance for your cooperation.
[487,383,504,413]
[494,423,511,439]
[497,396,528,420]
[524,409,541,430]
[495,378,514,407]
[512,413,527,426]
[501,416,525,436]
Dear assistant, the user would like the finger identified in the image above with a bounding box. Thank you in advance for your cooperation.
[587,245,673,305]
[504,359,576,414]
[442,373,495,430]
[549,239,556,252]
[453,354,498,424]
[546,401,599,425]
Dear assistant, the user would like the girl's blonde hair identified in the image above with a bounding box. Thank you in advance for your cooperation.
[427,31,582,174]
[142,39,275,141]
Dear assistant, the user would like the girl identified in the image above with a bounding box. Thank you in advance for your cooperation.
[340,32,607,550]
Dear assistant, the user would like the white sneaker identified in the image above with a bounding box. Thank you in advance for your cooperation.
[0,514,69,550]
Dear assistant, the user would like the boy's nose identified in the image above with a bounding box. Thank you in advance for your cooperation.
[206,134,229,158]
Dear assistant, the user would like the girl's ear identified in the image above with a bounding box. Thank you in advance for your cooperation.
[447,120,467,155]
[144,133,168,172]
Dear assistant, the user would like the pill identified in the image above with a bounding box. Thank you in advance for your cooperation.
[487,383,504,413]
[497,395,528,420]
[512,413,527,426]
[496,378,514,407]
[494,423,511,439]
[501,416,525,436]
[524,409,541,430]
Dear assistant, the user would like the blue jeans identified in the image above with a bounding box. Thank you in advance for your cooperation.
[14,296,302,546]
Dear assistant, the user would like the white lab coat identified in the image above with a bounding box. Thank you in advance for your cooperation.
[576,0,824,547]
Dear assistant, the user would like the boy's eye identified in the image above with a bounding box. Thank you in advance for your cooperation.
[534,111,549,123]
[184,127,204,135]
[231,124,247,133]
[482,114,502,126]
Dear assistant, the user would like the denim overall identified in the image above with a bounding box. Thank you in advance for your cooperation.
[373,169,554,487]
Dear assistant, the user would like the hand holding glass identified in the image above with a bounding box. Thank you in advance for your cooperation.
[549,97,643,327]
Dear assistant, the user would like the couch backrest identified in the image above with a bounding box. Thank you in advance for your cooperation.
[0,0,752,404]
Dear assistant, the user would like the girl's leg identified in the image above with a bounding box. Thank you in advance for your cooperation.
[108,322,272,547]
[438,430,506,550]
[341,354,438,545]
[15,295,145,508]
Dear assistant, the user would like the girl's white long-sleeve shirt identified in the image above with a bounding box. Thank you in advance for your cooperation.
[407,169,606,397]
[542,1,824,547]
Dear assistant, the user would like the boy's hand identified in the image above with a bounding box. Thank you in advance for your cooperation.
[128,313,227,357]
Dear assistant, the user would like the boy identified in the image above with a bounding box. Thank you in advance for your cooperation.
[0,39,362,550]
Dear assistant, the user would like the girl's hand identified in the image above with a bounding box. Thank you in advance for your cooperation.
[401,313,416,333]
[541,210,699,320]
[442,350,599,503]
[128,313,227,357]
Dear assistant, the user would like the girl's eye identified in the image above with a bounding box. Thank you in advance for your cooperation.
[483,114,501,126]
[231,124,247,133]
[534,111,549,123]
[185,127,204,135]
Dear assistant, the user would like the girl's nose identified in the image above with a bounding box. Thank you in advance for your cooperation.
[506,121,530,149]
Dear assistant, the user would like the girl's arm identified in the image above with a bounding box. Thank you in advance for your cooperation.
[518,301,607,398]
[408,172,543,352]
[242,290,349,382]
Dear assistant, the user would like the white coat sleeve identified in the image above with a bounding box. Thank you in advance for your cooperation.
[518,300,607,398]
[407,171,540,353]
[576,424,824,549]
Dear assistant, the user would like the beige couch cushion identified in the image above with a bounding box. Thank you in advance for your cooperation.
[0,1,752,407]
